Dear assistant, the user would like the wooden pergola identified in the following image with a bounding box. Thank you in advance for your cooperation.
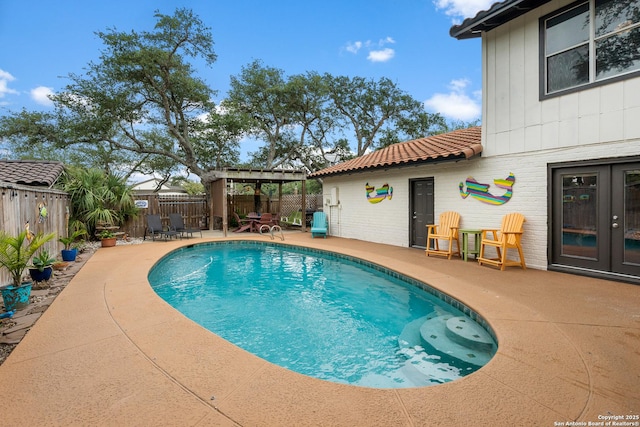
[207,168,307,236]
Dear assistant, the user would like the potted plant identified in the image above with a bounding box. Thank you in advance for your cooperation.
[59,229,86,261]
[99,229,117,248]
[29,249,56,282]
[0,230,56,311]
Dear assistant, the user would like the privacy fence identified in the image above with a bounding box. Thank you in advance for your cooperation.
[0,182,70,285]
[122,193,323,238]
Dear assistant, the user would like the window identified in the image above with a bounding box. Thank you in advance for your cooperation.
[542,0,640,95]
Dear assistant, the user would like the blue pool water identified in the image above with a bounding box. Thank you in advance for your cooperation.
[148,242,496,389]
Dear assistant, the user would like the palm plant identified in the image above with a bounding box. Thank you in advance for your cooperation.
[61,167,138,237]
[0,230,56,287]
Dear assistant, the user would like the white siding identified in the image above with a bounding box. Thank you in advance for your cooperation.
[483,0,640,158]
[322,139,639,270]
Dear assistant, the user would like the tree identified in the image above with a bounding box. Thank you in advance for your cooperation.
[226,64,445,171]
[225,60,295,169]
[0,8,248,186]
[325,75,445,155]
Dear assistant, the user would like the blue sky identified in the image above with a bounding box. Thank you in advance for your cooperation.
[0,0,492,159]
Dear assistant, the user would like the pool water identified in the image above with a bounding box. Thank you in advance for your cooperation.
[148,242,496,389]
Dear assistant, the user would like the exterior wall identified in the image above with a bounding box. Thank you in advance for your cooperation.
[322,136,639,271]
[483,0,640,158]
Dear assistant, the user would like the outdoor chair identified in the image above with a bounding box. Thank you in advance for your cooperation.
[232,212,253,233]
[311,211,328,238]
[425,211,461,259]
[169,213,202,238]
[477,213,526,270]
[145,214,179,241]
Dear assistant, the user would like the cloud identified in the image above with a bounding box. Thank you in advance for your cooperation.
[368,48,395,62]
[343,36,396,63]
[424,78,481,121]
[0,69,19,99]
[30,86,54,106]
[434,0,495,21]
[345,41,362,54]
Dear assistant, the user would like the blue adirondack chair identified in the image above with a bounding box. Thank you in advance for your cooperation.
[311,211,328,238]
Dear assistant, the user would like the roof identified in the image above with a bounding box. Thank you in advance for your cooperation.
[0,160,65,187]
[450,0,551,40]
[309,127,482,179]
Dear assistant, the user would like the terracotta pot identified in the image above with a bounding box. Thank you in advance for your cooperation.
[101,237,117,248]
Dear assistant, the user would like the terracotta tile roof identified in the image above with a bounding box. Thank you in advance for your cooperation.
[309,126,482,178]
[450,0,550,40]
[0,160,65,187]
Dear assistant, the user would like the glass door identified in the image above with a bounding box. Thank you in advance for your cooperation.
[551,161,640,280]
[552,166,609,271]
[612,164,640,276]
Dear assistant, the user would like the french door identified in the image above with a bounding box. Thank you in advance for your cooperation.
[551,162,640,279]
[410,178,434,248]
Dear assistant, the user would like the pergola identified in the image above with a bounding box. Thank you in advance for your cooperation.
[207,168,307,236]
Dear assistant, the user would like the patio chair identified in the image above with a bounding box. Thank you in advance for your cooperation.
[169,213,202,238]
[311,211,328,238]
[477,213,526,270]
[425,211,461,259]
[232,212,253,233]
[258,213,275,227]
[145,214,179,241]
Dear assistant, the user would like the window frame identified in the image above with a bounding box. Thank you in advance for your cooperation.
[539,0,640,100]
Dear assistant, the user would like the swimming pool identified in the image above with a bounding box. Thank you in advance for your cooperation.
[148,241,496,389]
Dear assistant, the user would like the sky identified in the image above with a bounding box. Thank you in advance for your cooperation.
[0,0,493,161]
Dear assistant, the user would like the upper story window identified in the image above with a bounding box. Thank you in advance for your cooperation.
[542,0,640,96]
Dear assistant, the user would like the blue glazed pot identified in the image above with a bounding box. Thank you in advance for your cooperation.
[1,282,32,311]
[29,266,53,282]
[61,248,77,262]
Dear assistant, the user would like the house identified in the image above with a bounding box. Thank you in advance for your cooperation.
[309,0,640,284]
[131,178,188,196]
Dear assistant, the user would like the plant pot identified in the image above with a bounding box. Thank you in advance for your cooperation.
[101,237,117,247]
[1,282,32,311]
[61,248,77,261]
[29,266,53,282]
[52,261,69,271]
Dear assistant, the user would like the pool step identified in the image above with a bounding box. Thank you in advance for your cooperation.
[419,315,495,367]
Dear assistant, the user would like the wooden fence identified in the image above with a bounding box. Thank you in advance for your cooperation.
[123,193,324,238]
[122,194,209,238]
[229,194,323,218]
[0,182,70,285]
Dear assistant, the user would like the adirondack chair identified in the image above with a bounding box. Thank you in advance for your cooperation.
[425,211,461,259]
[310,212,328,238]
[477,213,526,270]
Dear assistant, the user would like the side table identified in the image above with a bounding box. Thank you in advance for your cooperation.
[459,229,483,262]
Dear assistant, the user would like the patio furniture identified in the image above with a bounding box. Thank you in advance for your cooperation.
[169,213,202,238]
[145,214,179,241]
[311,212,328,238]
[425,211,461,259]
[232,212,253,233]
[280,211,303,227]
[477,213,526,270]
[460,229,482,261]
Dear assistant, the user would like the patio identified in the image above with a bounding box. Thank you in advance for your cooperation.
[0,231,638,426]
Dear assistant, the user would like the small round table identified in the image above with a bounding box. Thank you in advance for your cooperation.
[459,229,483,262]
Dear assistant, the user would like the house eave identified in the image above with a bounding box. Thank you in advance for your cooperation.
[450,0,551,40]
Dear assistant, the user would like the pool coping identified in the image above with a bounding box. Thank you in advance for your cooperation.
[0,232,638,425]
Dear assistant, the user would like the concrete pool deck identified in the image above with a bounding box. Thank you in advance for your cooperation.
[0,231,638,426]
